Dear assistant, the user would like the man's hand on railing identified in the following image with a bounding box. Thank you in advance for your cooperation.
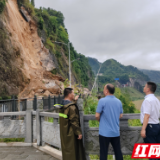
[78,134,82,140]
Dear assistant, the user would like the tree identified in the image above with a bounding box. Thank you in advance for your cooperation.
[31,0,35,7]
[115,88,136,113]
[0,0,6,13]
[48,16,57,35]
[58,26,68,43]
[38,17,44,30]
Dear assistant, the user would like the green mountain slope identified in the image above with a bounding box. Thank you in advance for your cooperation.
[88,57,101,75]
[140,69,160,83]
[121,87,145,101]
[101,59,149,82]
[89,58,150,84]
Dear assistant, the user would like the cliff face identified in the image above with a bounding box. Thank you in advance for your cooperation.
[128,78,146,92]
[0,0,64,98]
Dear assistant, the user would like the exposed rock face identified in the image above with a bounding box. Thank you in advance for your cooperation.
[115,78,145,92]
[0,0,64,98]
[128,78,146,92]
[129,78,146,87]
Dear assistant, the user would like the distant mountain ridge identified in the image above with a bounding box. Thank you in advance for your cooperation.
[88,57,150,84]
[140,69,160,83]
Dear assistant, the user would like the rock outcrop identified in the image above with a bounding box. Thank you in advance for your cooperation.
[127,78,146,92]
[0,0,64,98]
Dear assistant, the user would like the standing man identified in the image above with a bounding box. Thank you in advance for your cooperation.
[140,82,160,160]
[59,88,86,160]
[95,84,123,160]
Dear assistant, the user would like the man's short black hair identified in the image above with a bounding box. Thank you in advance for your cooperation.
[64,88,73,98]
[106,84,115,94]
[147,82,157,93]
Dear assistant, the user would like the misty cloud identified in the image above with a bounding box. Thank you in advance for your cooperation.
[35,0,160,70]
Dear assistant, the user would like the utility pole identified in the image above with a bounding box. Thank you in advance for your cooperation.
[54,41,80,87]
[91,63,102,93]
[68,42,71,87]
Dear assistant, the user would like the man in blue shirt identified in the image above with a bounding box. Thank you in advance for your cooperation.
[95,84,123,160]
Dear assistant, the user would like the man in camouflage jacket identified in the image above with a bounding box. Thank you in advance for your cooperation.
[59,88,86,160]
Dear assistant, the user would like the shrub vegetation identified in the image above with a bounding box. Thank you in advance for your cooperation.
[0,0,6,14]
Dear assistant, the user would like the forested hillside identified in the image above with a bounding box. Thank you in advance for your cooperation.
[140,69,160,83]
[100,59,149,83]
[88,58,150,84]
[31,1,94,87]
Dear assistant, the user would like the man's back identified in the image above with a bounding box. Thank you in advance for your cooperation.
[59,99,86,160]
[141,94,160,124]
[96,95,123,137]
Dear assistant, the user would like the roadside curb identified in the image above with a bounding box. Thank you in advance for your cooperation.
[0,142,32,147]
[0,142,62,160]
[33,143,62,160]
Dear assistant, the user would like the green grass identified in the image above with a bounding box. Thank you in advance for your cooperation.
[0,138,25,143]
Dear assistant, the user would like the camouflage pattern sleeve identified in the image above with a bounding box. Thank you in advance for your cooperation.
[69,105,82,135]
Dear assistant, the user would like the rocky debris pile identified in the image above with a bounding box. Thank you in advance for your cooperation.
[3,0,65,98]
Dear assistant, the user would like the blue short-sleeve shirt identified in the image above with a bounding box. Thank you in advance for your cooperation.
[96,95,123,137]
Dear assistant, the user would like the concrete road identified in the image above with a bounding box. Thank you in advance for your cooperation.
[0,146,58,160]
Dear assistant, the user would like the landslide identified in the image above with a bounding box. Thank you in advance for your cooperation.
[0,0,64,98]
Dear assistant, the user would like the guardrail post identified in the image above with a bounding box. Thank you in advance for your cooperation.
[12,96,16,119]
[42,97,44,110]
[48,95,51,110]
[41,116,45,146]
[58,94,61,104]
[36,109,42,146]
[12,96,14,112]
[54,96,56,105]
[25,110,33,143]
[34,95,37,111]
[24,99,27,111]
[77,98,85,145]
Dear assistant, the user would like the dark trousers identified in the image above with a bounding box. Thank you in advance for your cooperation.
[143,124,160,160]
[99,135,123,160]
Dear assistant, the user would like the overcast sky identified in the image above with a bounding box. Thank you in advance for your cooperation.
[35,0,160,70]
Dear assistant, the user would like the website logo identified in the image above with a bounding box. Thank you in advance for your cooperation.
[132,143,160,159]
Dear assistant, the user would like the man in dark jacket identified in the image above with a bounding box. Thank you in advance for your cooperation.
[59,88,86,160]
